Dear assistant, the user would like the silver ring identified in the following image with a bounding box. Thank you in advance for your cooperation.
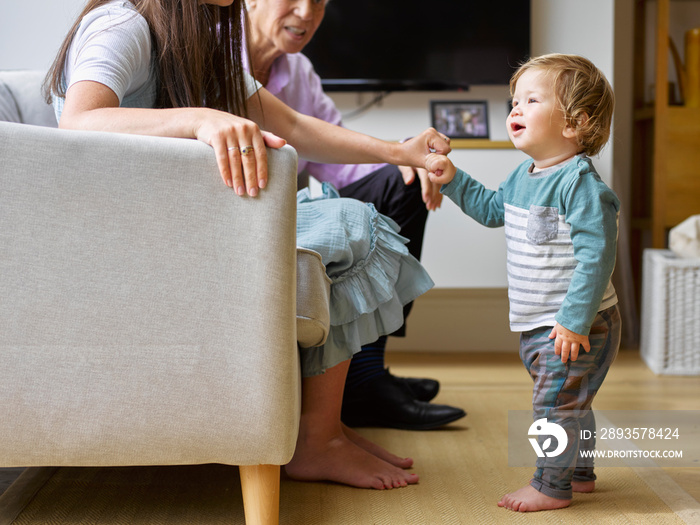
[227,146,238,152]
[240,145,254,156]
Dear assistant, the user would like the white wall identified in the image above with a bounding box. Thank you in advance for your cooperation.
[0,1,86,71]
[1,0,623,290]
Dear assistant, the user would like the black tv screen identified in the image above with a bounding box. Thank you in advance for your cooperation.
[303,1,531,91]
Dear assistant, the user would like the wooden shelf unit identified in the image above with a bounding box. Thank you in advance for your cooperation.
[630,0,700,303]
[450,139,514,150]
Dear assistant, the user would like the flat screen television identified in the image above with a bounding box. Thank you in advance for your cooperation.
[302,1,531,92]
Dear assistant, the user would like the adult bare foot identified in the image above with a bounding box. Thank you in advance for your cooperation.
[342,424,414,469]
[572,480,595,493]
[285,433,419,490]
[497,485,570,512]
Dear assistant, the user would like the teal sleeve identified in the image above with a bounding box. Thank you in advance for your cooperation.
[440,169,505,228]
[555,173,620,335]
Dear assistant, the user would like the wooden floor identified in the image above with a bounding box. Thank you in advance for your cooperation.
[2,347,699,510]
[386,347,700,503]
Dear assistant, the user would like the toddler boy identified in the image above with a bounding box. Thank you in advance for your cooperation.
[426,54,622,512]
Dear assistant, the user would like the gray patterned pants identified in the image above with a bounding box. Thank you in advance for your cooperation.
[520,305,621,500]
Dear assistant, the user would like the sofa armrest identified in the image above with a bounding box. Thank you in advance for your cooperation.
[0,121,301,467]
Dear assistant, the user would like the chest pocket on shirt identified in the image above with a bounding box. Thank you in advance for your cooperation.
[526,205,559,244]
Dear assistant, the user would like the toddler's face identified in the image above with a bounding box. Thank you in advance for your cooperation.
[507,68,577,166]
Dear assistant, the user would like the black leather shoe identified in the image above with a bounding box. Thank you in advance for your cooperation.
[342,370,466,430]
[388,370,440,402]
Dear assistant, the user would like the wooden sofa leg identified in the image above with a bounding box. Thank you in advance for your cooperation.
[239,464,280,525]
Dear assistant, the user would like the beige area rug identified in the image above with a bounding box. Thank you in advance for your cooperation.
[2,387,699,525]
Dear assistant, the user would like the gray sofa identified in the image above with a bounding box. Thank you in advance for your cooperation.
[0,70,330,525]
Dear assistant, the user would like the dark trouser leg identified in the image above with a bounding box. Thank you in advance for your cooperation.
[337,167,464,429]
[339,165,429,392]
[340,166,466,430]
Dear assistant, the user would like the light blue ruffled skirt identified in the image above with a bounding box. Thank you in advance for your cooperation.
[296,183,434,376]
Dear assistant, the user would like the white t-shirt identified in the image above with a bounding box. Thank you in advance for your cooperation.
[55,0,260,120]
[64,0,152,104]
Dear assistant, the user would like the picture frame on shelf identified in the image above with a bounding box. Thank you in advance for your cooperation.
[430,100,489,139]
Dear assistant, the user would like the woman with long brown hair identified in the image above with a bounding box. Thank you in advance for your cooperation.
[46,0,449,489]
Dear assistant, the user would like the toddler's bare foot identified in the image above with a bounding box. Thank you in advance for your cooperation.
[498,485,570,512]
[572,480,595,493]
[342,424,414,469]
[285,433,419,490]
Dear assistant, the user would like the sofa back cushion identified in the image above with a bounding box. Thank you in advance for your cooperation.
[0,71,58,127]
[0,80,21,123]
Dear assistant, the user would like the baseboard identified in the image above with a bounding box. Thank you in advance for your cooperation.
[387,288,518,352]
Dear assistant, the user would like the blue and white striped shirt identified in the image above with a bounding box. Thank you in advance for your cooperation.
[442,155,619,335]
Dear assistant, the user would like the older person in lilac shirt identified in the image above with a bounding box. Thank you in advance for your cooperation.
[244,0,466,431]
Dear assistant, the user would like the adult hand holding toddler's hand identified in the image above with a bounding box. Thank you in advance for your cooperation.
[418,127,451,154]
[195,108,286,196]
[400,128,451,165]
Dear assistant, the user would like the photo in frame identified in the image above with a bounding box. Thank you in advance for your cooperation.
[430,100,489,139]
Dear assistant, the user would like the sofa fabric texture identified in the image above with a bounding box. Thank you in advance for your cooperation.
[0,119,306,466]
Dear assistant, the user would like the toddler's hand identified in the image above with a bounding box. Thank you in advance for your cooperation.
[549,323,590,363]
[425,153,456,185]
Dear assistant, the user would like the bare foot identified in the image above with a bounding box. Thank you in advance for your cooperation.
[572,480,595,493]
[342,424,414,469]
[285,433,419,490]
[497,485,570,512]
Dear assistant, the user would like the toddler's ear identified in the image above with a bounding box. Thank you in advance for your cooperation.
[564,113,588,139]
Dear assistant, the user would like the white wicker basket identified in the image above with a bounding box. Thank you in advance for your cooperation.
[640,249,700,375]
